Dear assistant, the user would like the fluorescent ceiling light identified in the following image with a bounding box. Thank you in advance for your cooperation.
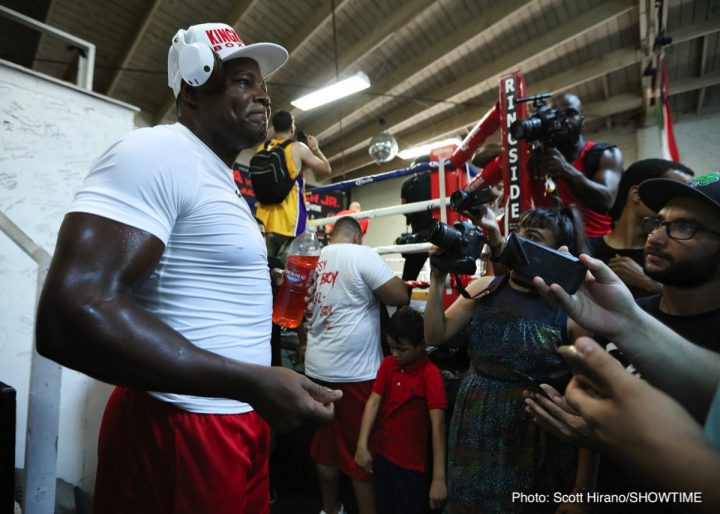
[398,138,463,160]
[291,72,371,111]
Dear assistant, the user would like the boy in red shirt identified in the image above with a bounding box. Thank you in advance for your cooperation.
[355,306,448,513]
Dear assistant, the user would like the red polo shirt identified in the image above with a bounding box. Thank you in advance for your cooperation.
[370,353,447,473]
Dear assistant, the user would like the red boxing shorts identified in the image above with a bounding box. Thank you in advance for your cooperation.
[309,380,374,482]
[92,387,270,514]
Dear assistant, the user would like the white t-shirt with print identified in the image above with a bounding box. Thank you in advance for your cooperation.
[70,123,271,414]
[304,243,395,382]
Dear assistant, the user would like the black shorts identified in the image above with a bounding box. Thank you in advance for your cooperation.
[374,453,431,514]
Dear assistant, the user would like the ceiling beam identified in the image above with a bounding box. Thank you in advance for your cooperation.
[105,0,164,96]
[226,0,262,28]
[152,0,260,124]
[638,0,655,127]
[602,75,612,130]
[330,45,642,176]
[322,0,635,163]
[262,0,350,123]
[280,0,437,118]
[582,93,643,118]
[696,35,708,113]
[284,0,347,58]
[670,16,720,44]
[328,14,716,176]
[671,70,720,95]
[306,0,535,139]
[639,6,720,121]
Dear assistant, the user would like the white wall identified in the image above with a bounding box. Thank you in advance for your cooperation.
[587,124,638,167]
[0,61,136,494]
[637,112,720,175]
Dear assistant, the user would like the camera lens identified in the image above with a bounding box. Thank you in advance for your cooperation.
[425,219,462,252]
[449,190,469,211]
[510,117,543,141]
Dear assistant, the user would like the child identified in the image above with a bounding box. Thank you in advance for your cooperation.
[355,306,448,514]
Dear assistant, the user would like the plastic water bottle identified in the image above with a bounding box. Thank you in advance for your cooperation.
[272,228,322,328]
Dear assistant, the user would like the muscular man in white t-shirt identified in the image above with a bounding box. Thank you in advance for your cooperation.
[305,216,410,514]
[35,22,340,514]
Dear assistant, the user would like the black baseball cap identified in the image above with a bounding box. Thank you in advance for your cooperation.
[638,171,720,216]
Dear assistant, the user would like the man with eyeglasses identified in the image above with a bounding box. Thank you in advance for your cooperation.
[634,171,720,354]
[587,158,694,298]
[592,171,720,512]
[525,171,720,514]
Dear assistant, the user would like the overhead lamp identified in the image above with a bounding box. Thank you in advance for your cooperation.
[398,138,463,160]
[291,72,371,111]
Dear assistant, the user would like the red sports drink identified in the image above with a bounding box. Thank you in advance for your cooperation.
[272,229,322,328]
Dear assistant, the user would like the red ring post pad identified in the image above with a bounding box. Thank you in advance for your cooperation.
[465,154,503,192]
[498,71,532,227]
[448,103,501,169]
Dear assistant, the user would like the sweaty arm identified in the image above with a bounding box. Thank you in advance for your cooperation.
[537,146,622,212]
[563,147,622,212]
[36,213,340,430]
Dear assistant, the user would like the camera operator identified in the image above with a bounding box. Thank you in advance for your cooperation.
[398,155,434,280]
[529,93,623,238]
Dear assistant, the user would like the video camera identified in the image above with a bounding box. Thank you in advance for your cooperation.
[509,93,571,147]
[497,232,587,294]
[449,186,496,214]
[425,219,486,275]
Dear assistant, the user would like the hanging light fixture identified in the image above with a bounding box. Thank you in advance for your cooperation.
[291,72,371,111]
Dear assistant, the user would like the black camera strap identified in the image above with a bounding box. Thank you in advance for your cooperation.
[453,273,505,300]
[453,274,473,299]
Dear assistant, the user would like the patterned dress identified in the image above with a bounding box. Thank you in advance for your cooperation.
[446,277,577,514]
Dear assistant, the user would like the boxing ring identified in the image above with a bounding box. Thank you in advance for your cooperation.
[307,72,535,274]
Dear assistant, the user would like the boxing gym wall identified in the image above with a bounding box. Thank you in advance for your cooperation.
[0,60,137,495]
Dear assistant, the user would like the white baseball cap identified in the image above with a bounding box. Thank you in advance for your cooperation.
[168,23,288,97]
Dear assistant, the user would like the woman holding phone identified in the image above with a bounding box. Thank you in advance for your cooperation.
[424,206,593,514]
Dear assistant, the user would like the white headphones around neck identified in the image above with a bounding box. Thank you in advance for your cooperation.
[172,29,216,89]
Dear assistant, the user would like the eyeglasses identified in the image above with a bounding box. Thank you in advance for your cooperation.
[642,217,720,240]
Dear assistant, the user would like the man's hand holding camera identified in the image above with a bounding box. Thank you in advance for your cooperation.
[531,146,581,181]
[470,205,505,258]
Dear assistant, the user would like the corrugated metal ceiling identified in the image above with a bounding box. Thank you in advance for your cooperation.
[1,0,718,182]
